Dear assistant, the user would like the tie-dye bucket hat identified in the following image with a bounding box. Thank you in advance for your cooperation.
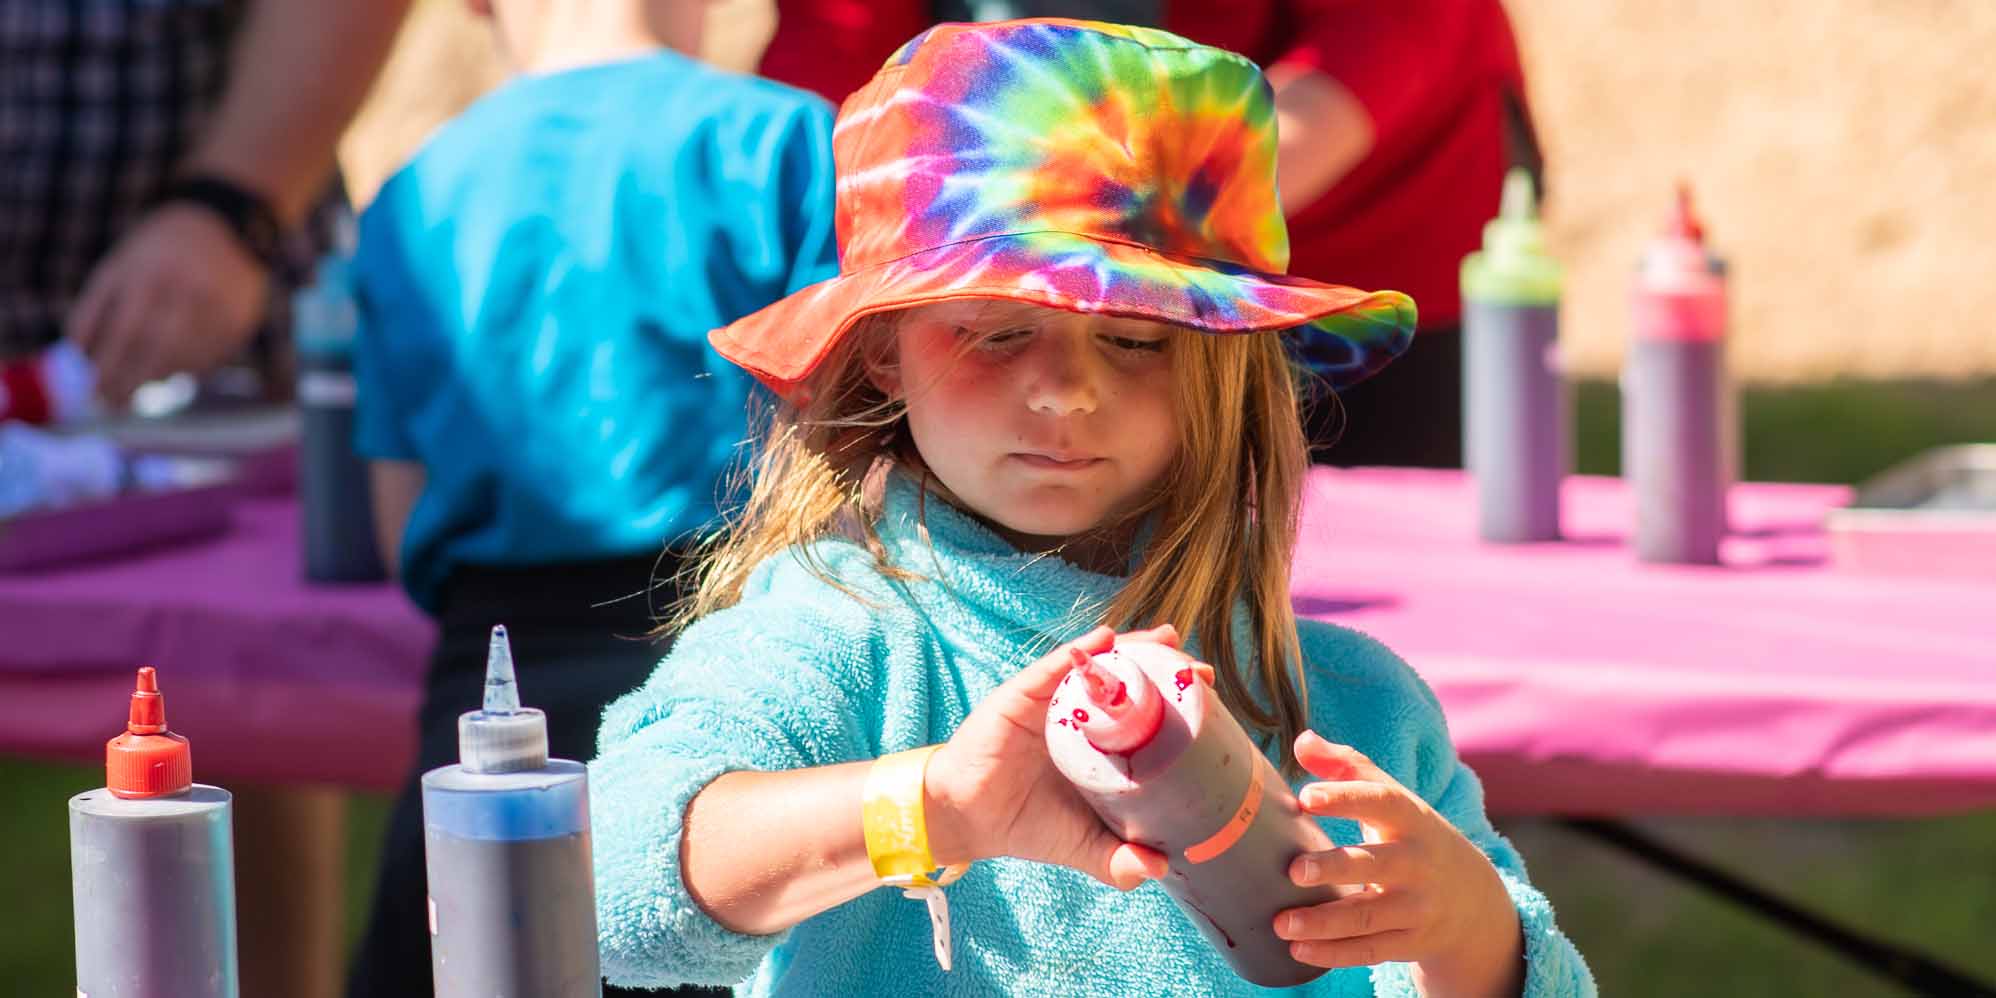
[710,18,1417,401]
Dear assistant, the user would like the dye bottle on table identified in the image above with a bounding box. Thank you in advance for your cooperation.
[1045,641,1349,988]
[69,667,240,998]
[1624,184,1732,564]
[422,625,603,998]
[1461,167,1568,543]
[294,214,384,584]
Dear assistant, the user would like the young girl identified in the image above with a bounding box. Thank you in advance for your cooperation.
[590,19,1594,997]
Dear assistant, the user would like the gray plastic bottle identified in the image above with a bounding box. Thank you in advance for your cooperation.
[1046,642,1349,988]
[422,626,604,998]
[69,668,240,998]
[1625,185,1730,564]
[294,228,384,583]
[1461,169,1567,542]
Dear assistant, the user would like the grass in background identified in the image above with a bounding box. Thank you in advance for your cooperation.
[0,757,392,996]
[4,378,1993,995]
[1501,813,1996,996]
[1574,377,1996,484]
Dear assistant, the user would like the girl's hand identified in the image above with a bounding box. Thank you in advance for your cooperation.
[924,625,1189,890]
[1275,731,1525,997]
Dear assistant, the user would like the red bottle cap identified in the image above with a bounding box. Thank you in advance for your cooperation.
[106,667,193,799]
[1074,652,1165,755]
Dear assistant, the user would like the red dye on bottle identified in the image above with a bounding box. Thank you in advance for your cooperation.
[1046,642,1350,987]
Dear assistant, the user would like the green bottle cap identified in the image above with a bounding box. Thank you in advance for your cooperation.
[1461,168,1564,307]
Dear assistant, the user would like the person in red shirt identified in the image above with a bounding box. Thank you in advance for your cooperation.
[757,0,1538,468]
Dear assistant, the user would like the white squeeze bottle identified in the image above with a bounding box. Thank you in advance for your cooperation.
[69,667,241,998]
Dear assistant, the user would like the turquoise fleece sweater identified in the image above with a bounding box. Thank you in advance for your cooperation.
[591,475,1595,996]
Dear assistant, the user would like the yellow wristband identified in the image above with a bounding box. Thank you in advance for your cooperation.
[861,745,969,889]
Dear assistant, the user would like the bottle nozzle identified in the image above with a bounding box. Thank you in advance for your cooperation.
[128,665,166,734]
[1070,648,1166,755]
[1461,166,1561,305]
[459,624,549,774]
[483,625,520,715]
[1499,167,1537,223]
[1668,180,1707,243]
[1079,656,1134,717]
[107,666,192,798]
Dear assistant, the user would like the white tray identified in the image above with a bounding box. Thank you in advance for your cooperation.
[1825,444,1996,584]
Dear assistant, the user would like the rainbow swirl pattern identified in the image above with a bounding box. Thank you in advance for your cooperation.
[710,18,1417,400]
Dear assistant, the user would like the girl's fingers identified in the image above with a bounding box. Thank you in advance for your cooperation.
[1191,662,1215,686]
[1295,730,1402,789]
[1276,889,1421,942]
[1103,841,1170,892]
[1289,842,1412,888]
[1071,625,1117,656]
[1296,780,1421,833]
[1288,929,1420,969]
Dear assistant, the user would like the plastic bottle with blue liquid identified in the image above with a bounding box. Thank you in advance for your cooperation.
[422,625,604,997]
[293,213,384,582]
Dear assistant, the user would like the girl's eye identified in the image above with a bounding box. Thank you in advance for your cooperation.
[958,325,1032,346]
[1104,335,1167,353]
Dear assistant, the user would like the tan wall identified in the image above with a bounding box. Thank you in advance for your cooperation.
[1508,0,1996,382]
[341,1,1996,382]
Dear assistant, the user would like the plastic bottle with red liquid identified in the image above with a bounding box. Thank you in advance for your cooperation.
[68,667,241,997]
[1624,183,1736,564]
[1045,641,1349,987]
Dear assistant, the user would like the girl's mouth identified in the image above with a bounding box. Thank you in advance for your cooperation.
[1011,452,1105,471]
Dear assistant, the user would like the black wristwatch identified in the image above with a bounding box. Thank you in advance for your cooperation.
[155,173,288,273]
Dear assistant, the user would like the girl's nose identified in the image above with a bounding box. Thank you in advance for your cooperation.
[1023,332,1100,416]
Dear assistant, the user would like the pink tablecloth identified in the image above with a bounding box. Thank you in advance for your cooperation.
[2,472,1991,814]
[0,498,432,791]
[1290,468,1996,818]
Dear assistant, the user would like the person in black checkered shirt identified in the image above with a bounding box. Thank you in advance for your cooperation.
[2,4,414,995]
[0,0,408,404]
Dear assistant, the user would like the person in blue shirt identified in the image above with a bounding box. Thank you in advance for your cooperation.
[344,2,837,995]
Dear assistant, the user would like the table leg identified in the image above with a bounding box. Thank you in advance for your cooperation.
[1560,818,1996,998]
[232,782,347,998]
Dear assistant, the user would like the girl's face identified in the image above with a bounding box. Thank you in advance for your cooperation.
[877,302,1181,558]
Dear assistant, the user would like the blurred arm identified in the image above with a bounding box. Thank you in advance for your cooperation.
[185,0,412,220]
[1269,63,1375,215]
[367,459,422,578]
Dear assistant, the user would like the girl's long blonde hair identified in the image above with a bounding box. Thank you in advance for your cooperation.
[674,306,1315,769]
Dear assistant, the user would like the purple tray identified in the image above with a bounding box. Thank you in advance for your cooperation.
[1826,444,1996,584]
[0,458,241,573]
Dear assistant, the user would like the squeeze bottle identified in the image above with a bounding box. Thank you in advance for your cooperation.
[69,667,240,998]
[1624,184,1732,563]
[421,625,604,998]
[294,214,384,583]
[1045,641,1347,987]
[1461,167,1568,542]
